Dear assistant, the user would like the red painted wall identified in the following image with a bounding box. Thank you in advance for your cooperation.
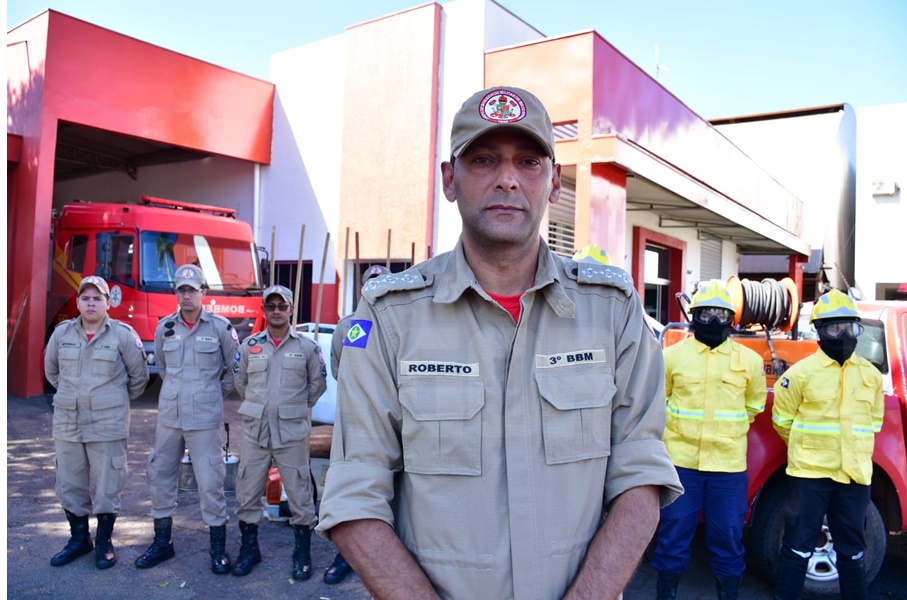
[7,11,275,398]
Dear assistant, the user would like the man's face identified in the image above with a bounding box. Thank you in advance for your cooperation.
[76,286,110,326]
[263,294,292,327]
[442,130,561,250]
[176,285,205,314]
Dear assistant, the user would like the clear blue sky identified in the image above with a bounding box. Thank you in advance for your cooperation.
[7,0,907,119]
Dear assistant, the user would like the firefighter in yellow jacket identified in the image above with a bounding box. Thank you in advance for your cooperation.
[772,290,883,600]
[652,282,766,600]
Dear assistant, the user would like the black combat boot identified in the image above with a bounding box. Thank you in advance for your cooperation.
[135,517,175,568]
[715,574,742,600]
[292,525,313,581]
[94,513,118,569]
[836,554,868,600]
[231,521,262,576]
[773,546,810,600]
[655,570,681,600]
[50,510,93,567]
[323,552,353,584]
[209,524,231,574]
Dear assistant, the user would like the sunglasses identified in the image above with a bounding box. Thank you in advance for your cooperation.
[263,303,291,312]
[818,321,863,338]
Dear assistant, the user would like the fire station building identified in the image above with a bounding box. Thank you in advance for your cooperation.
[7,0,905,399]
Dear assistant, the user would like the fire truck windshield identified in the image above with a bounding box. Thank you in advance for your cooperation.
[139,231,261,295]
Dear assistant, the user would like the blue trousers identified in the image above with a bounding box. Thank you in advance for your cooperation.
[651,466,748,578]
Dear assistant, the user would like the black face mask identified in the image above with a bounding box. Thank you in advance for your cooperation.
[818,336,858,366]
[692,318,732,349]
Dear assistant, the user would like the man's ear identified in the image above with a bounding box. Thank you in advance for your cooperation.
[441,161,457,203]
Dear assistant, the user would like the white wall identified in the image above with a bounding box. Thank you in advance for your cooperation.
[51,156,257,224]
[855,103,907,300]
[264,36,346,283]
[433,0,545,254]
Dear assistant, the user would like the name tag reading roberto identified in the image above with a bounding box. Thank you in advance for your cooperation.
[536,349,607,368]
[400,361,479,376]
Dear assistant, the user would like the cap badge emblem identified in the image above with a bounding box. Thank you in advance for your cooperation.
[480,90,526,124]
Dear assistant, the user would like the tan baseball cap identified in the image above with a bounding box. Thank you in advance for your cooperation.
[263,284,293,304]
[450,87,555,159]
[175,264,206,290]
[78,275,110,297]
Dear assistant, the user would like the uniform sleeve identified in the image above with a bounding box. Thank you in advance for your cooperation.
[154,324,167,381]
[220,322,240,397]
[234,342,250,400]
[772,368,801,444]
[307,345,328,407]
[606,293,683,508]
[119,324,150,400]
[869,366,885,434]
[316,302,401,539]
[745,350,767,423]
[44,328,61,389]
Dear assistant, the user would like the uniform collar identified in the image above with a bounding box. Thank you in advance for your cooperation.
[433,237,573,318]
[78,315,111,336]
[264,327,297,344]
[817,347,860,367]
[692,337,731,354]
[179,308,211,327]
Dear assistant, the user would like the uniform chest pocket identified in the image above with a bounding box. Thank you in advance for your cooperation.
[280,355,307,389]
[399,378,484,476]
[194,340,221,369]
[536,366,614,465]
[246,357,269,388]
[670,373,704,408]
[91,348,119,377]
[162,339,182,367]
[59,346,82,377]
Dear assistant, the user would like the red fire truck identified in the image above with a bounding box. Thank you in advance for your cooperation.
[48,196,264,373]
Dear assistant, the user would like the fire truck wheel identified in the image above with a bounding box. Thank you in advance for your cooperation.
[748,484,887,599]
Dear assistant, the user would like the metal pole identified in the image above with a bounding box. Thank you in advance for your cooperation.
[269,226,277,287]
[386,228,392,271]
[342,227,350,317]
[313,232,330,342]
[292,224,305,327]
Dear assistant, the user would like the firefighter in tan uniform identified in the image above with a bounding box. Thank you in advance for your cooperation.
[136,264,240,574]
[44,275,149,569]
[230,285,327,580]
[316,87,683,600]
[653,282,766,600]
[772,290,884,600]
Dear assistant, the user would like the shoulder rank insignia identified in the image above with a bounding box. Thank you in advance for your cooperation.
[361,269,430,304]
[565,252,634,297]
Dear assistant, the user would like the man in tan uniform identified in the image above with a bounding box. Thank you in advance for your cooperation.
[316,87,683,600]
[44,275,149,569]
[136,264,240,574]
[231,284,327,580]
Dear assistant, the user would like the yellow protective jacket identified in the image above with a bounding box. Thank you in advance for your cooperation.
[663,336,766,472]
[772,349,884,485]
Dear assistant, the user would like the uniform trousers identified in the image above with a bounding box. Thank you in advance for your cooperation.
[55,438,127,515]
[782,476,871,559]
[147,424,227,526]
[652,466,748,577]
[235,439,316,527]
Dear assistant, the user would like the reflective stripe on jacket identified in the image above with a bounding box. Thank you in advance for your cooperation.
[772,350,884,485]
[663,337,766,472]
